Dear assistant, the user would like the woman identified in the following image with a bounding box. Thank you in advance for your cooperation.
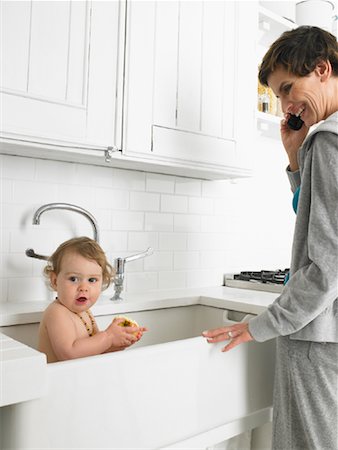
[203,26,338,449]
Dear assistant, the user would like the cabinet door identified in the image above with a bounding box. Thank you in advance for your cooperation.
[123,0,256,172]
[0,0,122,149]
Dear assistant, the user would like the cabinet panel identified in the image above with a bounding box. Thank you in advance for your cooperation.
[177,1,203,131]
[0,0,120,148]
[29,1,70,100]
[123,0,247,173]
[0,1,31,91]
[153,2,179,128]
[152,126,236,167]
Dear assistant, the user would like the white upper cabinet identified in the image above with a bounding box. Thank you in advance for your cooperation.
[123,1,257,177]
[0,0,121,149]
[1,0,258,179]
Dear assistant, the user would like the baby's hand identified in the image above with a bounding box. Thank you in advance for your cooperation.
[106,318,147,349]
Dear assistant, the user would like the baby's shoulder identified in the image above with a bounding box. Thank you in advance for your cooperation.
[43,301,70,322]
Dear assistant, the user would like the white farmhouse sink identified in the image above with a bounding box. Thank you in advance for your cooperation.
[0,303,275,449]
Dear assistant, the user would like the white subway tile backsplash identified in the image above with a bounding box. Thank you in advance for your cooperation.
[12,180,57,204]
[128,232,158,252]
[8,276,51,302]
[0,141,294,303]
[158,271,186,290]
[1,253,33,278]
[0,230,10,253]
[201,179,231,198]
[74,164,114,188]
[91,208,112,231]
[174,214,201,232]
[201,215,230,233]
[10,228,60,254]
[188,197,214,215]
[0,277,8,303]
[159,233,187,251]
[186,269,223,288]
[174,252,199,270]
[161,194,188,213]
[1,204,32,229]
[175,178,201,196]
[0,179,12,203]
[35,159,76,184]
[2,155,36,180]
[56,184,96,208]
[112,168,145,191]
[94,188,129,210]
[130,192,160,211]
[112,211,144,231]
[199,251,227,269]
[126,271,158,293]
[146,173,175,193]
[145,213,173,231]
[100,231,128,253]
[187,233,229,251]
[144,251,173,271]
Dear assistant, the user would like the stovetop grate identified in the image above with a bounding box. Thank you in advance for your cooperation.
[234,269,290,284]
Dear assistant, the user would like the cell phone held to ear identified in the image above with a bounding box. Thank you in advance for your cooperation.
[287,114,304,131]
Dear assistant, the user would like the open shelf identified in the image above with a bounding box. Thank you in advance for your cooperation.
[258,5,296,47]
[256,111,282,139]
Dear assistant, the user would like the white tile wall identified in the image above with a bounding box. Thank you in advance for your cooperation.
[0,137,295,303]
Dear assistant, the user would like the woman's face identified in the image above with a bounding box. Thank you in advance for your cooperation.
[268,64,329,127]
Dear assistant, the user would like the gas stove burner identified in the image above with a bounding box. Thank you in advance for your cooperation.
[234,269,290,285]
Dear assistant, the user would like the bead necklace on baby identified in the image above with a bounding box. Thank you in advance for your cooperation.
[77,310,96,337]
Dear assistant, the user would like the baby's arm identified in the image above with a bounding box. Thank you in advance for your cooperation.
[44,306,140,361]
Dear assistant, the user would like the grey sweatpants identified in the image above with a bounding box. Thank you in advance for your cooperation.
[272,336,338,450]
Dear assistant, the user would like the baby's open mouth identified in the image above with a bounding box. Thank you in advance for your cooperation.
[76,297,88,303]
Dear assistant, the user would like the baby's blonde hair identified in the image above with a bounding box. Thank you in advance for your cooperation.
[44,237,114,290]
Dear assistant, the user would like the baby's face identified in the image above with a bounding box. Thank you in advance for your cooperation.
[50,251,103,313]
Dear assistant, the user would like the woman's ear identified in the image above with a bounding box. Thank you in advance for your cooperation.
[315,60,332,81]
[50,272,58,291]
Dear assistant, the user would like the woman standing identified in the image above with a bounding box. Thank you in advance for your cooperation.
[203,26,338,449]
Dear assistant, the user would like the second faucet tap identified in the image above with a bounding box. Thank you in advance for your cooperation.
[111,247,153,301]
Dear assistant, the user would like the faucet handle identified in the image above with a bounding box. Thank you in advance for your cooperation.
[25,248,49,261]
[123,247,153,264]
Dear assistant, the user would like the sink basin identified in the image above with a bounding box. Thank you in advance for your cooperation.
[0,303,275,449]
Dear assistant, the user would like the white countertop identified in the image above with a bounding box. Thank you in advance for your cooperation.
[0,286,278,408]
[0,286,279,327]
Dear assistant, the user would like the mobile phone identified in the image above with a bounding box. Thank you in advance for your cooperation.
[287,114,304,131]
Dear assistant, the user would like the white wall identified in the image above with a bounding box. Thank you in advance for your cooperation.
[0,135,295,303]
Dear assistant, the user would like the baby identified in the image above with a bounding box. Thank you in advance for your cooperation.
[38,237,146,363]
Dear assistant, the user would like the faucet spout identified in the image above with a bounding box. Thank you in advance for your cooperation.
[26,203,100,261]
[32,203,99,242]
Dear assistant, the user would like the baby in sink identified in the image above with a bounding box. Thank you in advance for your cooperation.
[38,237,147,363]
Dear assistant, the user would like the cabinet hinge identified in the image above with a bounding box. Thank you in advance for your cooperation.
[104,146,120,162]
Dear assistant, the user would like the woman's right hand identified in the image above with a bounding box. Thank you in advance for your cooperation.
[281,114,309,171]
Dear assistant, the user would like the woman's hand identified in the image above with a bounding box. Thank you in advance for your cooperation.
[202,322,253,352]
[281,114,309,171]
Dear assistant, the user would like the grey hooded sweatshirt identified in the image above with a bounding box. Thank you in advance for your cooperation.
[249,111,338,343]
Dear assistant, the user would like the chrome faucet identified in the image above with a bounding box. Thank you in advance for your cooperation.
[111,247,153,301]
[26,203,100,261]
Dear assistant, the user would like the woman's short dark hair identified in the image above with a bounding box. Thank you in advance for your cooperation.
[259,26,338,86]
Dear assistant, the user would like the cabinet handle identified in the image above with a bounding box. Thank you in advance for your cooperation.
[104,146,120,162]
